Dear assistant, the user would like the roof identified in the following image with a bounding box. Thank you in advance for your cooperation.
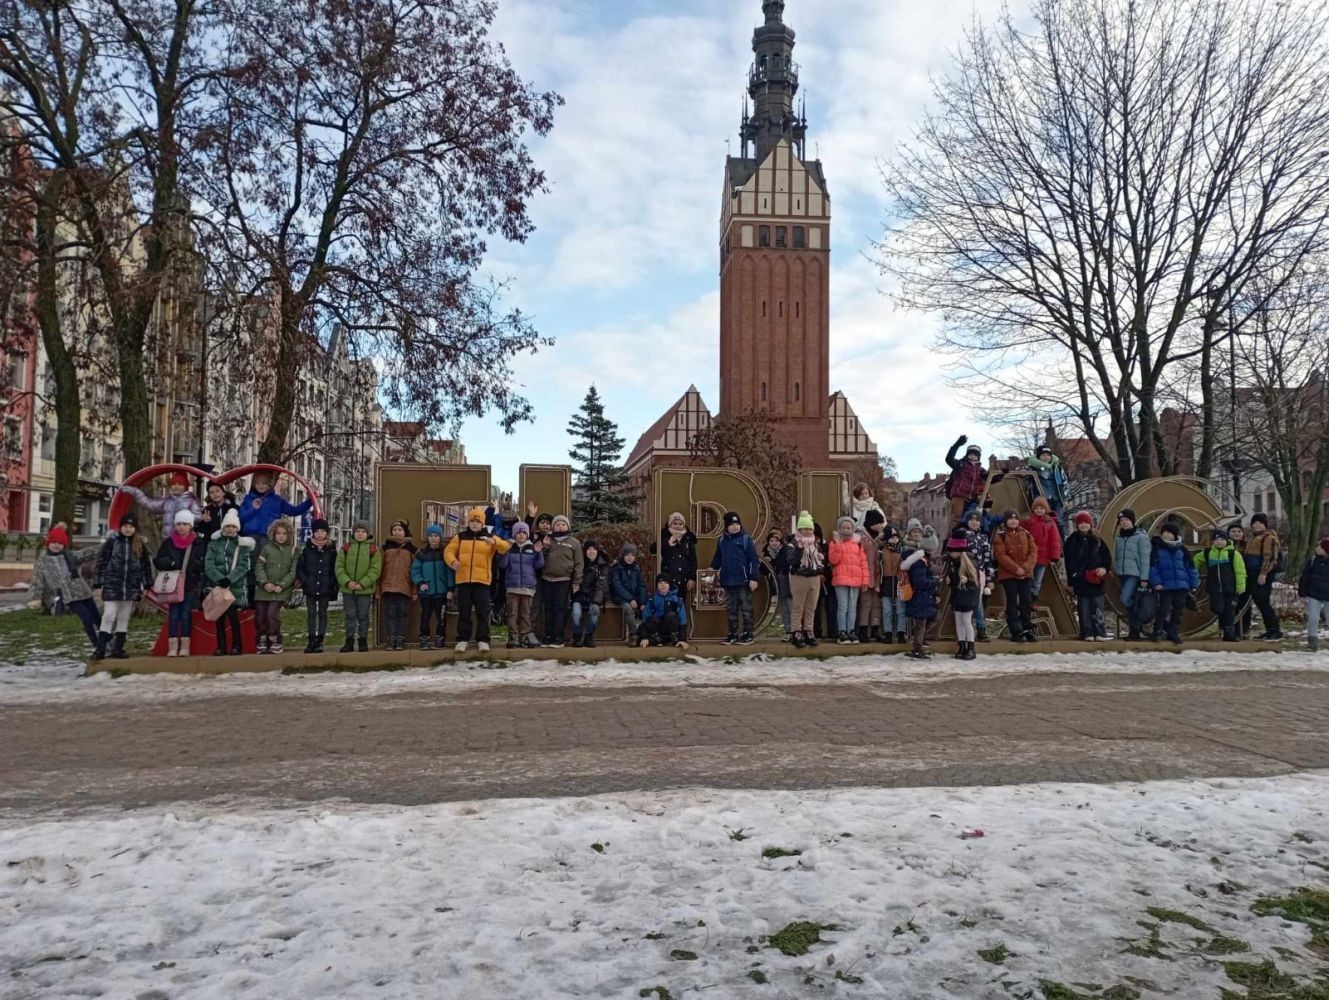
[725,152,828,196]
[626,386,713,472]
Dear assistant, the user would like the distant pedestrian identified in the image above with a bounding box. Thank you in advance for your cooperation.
[1298,537,1329,652]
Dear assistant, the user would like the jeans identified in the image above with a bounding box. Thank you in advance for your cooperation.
[724,586,754,636]
[542,579,571,643]
[1119,576,1142,633]
[344,593,372,639]
[1001,578,1034,637]
[69,597,100,646]
[306,597,329,639]
[777,593,793,634]
[571,600,600,636]
[456,583,491,643]
[1308,598,1328,642]
[618,601,642,639]
[1032,564,1048,599]
[954,611,975,642]
[168,600,193,638]
[1076,593,1106,638]
[881,590,907,634]
[420,595,447,642]
[835,585,860,632]
[974,598,986,631]
[383,592,411,640]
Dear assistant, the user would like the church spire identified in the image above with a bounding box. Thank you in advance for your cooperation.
[741,0,808,163]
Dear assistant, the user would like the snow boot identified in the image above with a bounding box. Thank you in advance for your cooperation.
[313,636,325,654]
[857,626,870,644]
[93,632,110,662]
[896,631,907,645]
[340,637,355,653]
[305,638,317,654]
[179,637,190,658]
[110,633,129,660]
[1311,637,1320,652]
[584,634,597,648]
[976,626,988,643]
[804,632,819,647]
[792,631,807,649]
[964,642,977,661]
[358,637,369,653]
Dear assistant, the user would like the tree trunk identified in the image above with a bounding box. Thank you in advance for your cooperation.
[33,173,81,527]
[114,315,154,477]
[1196,312,1218,479]
[257,288,302,465]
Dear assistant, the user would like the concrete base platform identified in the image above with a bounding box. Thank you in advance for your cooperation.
[87,638,1274,676]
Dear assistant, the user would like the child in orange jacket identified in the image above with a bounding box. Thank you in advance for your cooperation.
[828,515,870,645]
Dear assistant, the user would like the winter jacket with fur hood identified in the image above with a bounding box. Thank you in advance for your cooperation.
[378,539,418,597]
[205,533,256,608]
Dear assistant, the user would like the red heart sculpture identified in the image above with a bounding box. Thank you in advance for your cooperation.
[105,463,324,658]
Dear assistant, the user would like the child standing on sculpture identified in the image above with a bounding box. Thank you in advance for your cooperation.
[152,510,205,657]
[296,518,339,653]
[1027,445,1069,531]
[994,510,1038,642]
[539,514,582,648]
[336,521,381,653]
[1194,528,1246,643]
[962,508,996,641]
[1298,537,1329,651]
[379,520,417,651]
[571,540,609,648]
[638,575,689,649]
[1064,511,1112,641]
[205,509,255,656]
[253,519,298,654]
[783,512,823,649]
[1148,520,1199,645]
[712,511,761,645]
[445,507,512,653]
[944,435,988,526]
[412,524,456,649]
[119,470,201,533]
[945,531,984,661]
[829,515,870,644]
[27,523,102,654]
[94,513,153,661]
[1023,496,1063,601]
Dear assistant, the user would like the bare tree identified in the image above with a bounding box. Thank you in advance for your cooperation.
[688,410,803,521]
[196,0,559,464]
[880,0,1329,485]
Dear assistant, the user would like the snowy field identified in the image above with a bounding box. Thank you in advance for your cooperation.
[3,776,1328,999]
[1,648,1326,705]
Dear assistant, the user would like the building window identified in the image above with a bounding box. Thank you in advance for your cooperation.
[795,301,801,319]
[3,417,20,460]
[762,300,767,317]
[7,352,24,390]
[793,226,806,248]
[795,382,801,402]
[1267,491,1277,515]
[39,423,55,461]
[759,225,770,247]
[776,226,787,247]
[761,382,768,403]
[38,493,51,514]
[1253,494,1263,513]
[778,301,784,317]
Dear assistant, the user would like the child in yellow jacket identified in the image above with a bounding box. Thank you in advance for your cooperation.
[445,507,511,652]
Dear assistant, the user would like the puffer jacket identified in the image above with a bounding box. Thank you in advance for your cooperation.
[237,487,312,539]
[152,535,206,606]
[540,533,583,586]
[964,527,996,580]
[1026,455,1068,507]
[902,550,939,619]
[1246,530,1283,582]
[412,544,457,596]
[712,530,761,587]
[1149,538,1199,592]
[297,539,340,599]
[336,537,382,593]
[994,527,1038,581]
[205,533,256,608]
[499,541,542,594]
[574,552,610,607]
[829,536,871,588]
[95,534,154,602]
[1115,528,1151,580]
[28,546,98,607]
[120,486,201,528]
[1023,511,1063,565]
[946,560,985,613]
[378,539,417,597]
[1194,545,1246,597]
[444,529,511,587]
[945,439,987,500]
[1064,531,1112,596]
[609,558,647,606]
[254,531,299,602]
[880,544,903,598]
[642,590,688,627]
[1299,554,1329,602]
[656,529,698,591]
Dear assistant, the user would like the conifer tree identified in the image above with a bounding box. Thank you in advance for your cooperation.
[567,385,639,525]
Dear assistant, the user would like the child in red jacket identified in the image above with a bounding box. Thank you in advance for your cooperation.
[829,515,870,645]
[1022,496,1063,602]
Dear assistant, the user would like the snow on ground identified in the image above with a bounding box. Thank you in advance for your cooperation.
[0,647,1327,705]
[3,775,1327,999]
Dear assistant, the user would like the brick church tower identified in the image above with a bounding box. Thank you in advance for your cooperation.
[720,0,833,465]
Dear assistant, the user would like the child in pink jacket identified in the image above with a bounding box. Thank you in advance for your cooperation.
[829,515,870,645]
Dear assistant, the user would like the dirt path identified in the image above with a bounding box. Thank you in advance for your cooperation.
[4,668,1327,815]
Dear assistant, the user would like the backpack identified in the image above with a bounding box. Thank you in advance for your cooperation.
[899,566,915,603]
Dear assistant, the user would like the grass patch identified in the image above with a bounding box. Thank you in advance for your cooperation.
[1222,958,1296,992]
[1199,935,1252,955]
[977,943,1011,965]
[726,827,750,842]
[1252,888,1329,929]
[1040,984,1141,1000]
[767,921,835,957]
[761,847,801,860]
[747,969,767,984]
[668,949,697,961]
[1120,923,1171,960]
[1145,906,1213,931]
[638,989,673,1000]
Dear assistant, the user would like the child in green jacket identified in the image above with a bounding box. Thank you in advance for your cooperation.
[254,519,299,654]
[336,520,381,652]
[205,508,256,656]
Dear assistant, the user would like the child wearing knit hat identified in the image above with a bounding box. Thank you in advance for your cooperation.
[782,512,824,648]
[1064,511,1112,641]
[711,511,761,645]
[445,507,512,652]
[27,523,102,653]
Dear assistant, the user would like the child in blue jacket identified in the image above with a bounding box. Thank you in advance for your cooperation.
[1149,520,1199,644]
[712,511,761,645]
[610,543,649,644]
[411,524,456,648]
[638,575,689,649]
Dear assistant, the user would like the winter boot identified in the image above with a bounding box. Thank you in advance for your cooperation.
[1311,636,1320,652]
[215,621,230,656]
[166,637,179,658]
[110,633,129,660]
[976,626,989,643]
[792,631,807,649]
[804,632,819,647]
[305,637,318,654]
[93,632,110,662]
[314,636,325,654]
[340,636,355,653]
[896,631,907,645]
[271,634,284,655]
[584,634,597,648]
[964,642,977,661]
[231,632,243,656]
[179,637,191,658]
[358,637,369,653]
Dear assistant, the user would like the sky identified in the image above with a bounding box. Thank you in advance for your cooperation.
[460,0,1011,494]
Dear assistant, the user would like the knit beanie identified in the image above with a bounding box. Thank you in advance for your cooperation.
[864,508,886,531]
[1038,446,1053,458]
[1003,510,1019,523]
[656,573,672,585]
[552,514,571,531]
[512,522,530,538]
[467,507,487,525]
[311,518,331,534]
[221,508,241,531]
[723,511,742,529]
[966,444,982,459]
[946,536,969,552]
[169,471,190,488]
[906,518,922,533]
[353,519,371,535]
[1032,496,1051,514]
[1211,528,1229,542]
[426,523,444,538]
[668,512,686,527]
[174,508,196,526]
[46,524,69,546]
[620,542,638,559]
[1073,511,1094,528]
[796,511,814,532]
[836,515,855,533]
[1118,508,1137,523]
[1251,513,1269,527]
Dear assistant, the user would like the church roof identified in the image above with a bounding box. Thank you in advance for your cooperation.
[625,386,713,473]
[726,154,827,196]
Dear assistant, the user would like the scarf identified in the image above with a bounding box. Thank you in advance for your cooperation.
[668,514,687,542]
[797,533,823,572]
[170,530,197,550]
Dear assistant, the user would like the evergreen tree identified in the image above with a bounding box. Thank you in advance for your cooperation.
[568,385,640,525]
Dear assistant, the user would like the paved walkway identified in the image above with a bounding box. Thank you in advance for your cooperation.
[4,668,1327,814]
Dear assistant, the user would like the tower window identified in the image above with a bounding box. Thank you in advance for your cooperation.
[795,382,801,402]
[762,300,767,317]
[793,226,806,248]
[778,301,784,317]
[759,225,771,247]
[761,382,768,403]
[795,301,800,318]
[775,226,787,247]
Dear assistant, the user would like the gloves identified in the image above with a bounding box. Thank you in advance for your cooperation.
[957,434,968,445]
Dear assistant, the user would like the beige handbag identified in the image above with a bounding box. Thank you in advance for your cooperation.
[202,542,242,621]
